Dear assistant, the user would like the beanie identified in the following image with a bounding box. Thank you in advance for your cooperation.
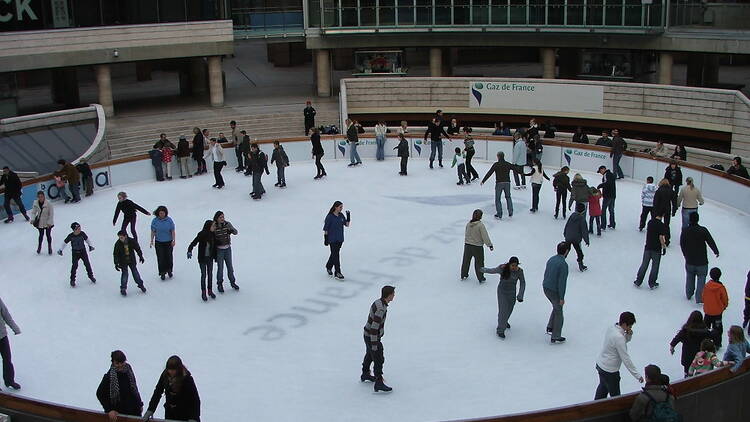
[70,222,80,230]
[576,202,586,213]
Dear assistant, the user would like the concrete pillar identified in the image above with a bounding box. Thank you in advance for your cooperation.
[94,64,114,117]
[207,56,224,107]
[316,49,331,97]
[658,52,673,85]
[541,48,556,79]
[429,47,442,77]
[190,57,207,94]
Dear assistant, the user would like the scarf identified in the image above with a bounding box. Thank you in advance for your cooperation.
[109,363,142,406]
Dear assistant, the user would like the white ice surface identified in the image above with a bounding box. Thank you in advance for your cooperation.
[1,159,748,422]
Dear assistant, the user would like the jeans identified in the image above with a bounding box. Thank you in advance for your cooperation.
[69,182,81,202]
[349,142,362,164]
[457,163,470,184]
[0,335,16,386]
[58,183,70,202]
[544,288,564,339]
[429,140,443,165]
[639,206,653,230]
[513,168,526,187]
[213,161,225,187]
[497,284,517,336]
[70,249,94,281]
[326,242,342,274]
[589,215,601,234]
[3,193,26,219]
[154,241,174,275]
[179,157,191,177]
[681,208,698,229]
[216,247,236,284]
[465,148,479,179]
[705,313,724,348]
[120,262,144,290]
[685,263,708,303]
[555,189,568,218]
[234,147,244,169]
[594,365,621,399]
[162,161,172,179]
[494,182,513,218]
[635,249,662,287]
[375,135,385,160]
[400,156,408,174]
[315,154,326,176]
[601,197,616,228]
[199,259,214,292]
[460,244,485,281]
[613,153,624,179]
[531,183,542,211]
[276,165,286,185]
[362,335,385,378]
[153,163,164,181]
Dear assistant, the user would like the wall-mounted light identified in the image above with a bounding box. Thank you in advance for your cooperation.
[113,49,119,58]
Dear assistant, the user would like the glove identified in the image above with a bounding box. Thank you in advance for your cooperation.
[115,265,120,272]
[187,252,192,259]
[345,210,351,223]
[139,256,145,264]
[324,234,329,246]
[142,410,154,421]
[89,246,95,252]
[517,297,524,303]
[661,247,667,256]
[57,250,63,256]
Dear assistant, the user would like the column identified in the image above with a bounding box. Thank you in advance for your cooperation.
[541,48,556,79]
[658,52,673,85]
[316,49,331,97]
[429,47,442,77]
[207,56,224,107]
[94,64,114,117]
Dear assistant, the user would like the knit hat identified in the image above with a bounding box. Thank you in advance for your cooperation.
[117,230,127,237]
[71,222,80,230]
[576,202,586,213]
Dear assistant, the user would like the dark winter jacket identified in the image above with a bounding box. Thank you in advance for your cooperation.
[611,136,627,155]
[176,139,191,158]
[270,147,289,168]
[664,166,683,188]
[311,133,324,156]
[113,199,149,224]
[149,149,163,167]
[56,163,80,184]
[153,138,176,150]
[212,221,237,248]
[394,138,409,157]
[629,385,675,422]
[552,172,571,192]
[727,164,749,179]
[239,135,251,155]
[75,163,93,178]
[653,185,673,218]
[571,178,590,203]
[424,120,450,142]
[481,159,517,184]
[671,325,711,368]
[250,150,269,174]
[671,147,687,161]
[113,237,144,267]
[188,231,215,263]
[595,136,612,147]
[680,223,719,266]
[147,372,200,421]
[597,170,616,198]
[303,105,316,122]
[96,370,143,416]
[346,123,359,144]
[191,134,205,159]
[564,211,590,245]
[63,231,89,251]
[0,171,22,196]
[572,132,589,144]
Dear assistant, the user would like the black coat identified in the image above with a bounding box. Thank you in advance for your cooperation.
[113,237,144,267]
[597,170,616,198]
[147,372,200,422]
[176,139,191,158]
[96,370,143,416]
[303,105,316,122]
[553,172,571,192]
[0,171,22,197]
[76,163,93,178]
[346,124,359,144]
[727,164,749,179]
[311,133,324,156]
[191,134,205,159]
[424,121,450,142]
[653,185,673,217]
[394,138,409,157]
[188,231,215,263]
[572,132,589,144]
[680,223,719,266]
[664,166,683,187]
[670,326,711,368]
[113,199,149,224]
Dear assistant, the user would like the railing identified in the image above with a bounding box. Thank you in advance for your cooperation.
[232,7,304,37]
[669,2,750,30]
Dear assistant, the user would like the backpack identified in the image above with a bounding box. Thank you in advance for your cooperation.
[642,391,682,422]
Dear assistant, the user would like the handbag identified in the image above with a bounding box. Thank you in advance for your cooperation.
[33,203,42,228]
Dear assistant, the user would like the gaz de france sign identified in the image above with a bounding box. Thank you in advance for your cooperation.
[469,81,604,114]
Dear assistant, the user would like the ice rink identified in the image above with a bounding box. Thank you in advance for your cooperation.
[1,158,748,422]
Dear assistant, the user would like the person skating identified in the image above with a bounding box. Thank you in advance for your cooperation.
[633,213,668,289]
[688,339,722,376]
[0,296,21,391]
[374,121,387,161]
[345,119,362,167]
[323,201,350,280]
[524,159,549,212]
[564,203,590,272]
[664,161,683,214]
[680,212,719,304]
[303,100,316,136]
[588,187,602,236]
[552,166,571,219]
[597,165,617,229]
[638,176,656,231]
[96,350,144,421]
[511,133,528,189]
[114,230,146,296]
[361,285,396,393]
[480,151,518,219]
[594,311,644,399]
[424,117,452,169]
[249,143,270,200]
[229,120,242,171]
[461,209,494,283]
[271,141,290,188]
[176,135,192,179]
[30,190,54,255]
[211,211,239,293]
[113,192,151,243]
[58,222,96,287]
[703,267,728,349]
[1,166,29,223]
[543,242,570,343]
[75,159,94,197]
[568,173,590,212]
[394,134,409,175]
[451,147,470,185]
[610,129,627,179]
[669,310,710,377]
[744,270,750,335]
[653,178,673,244]
[240,131,252,174]
[143,355,201,422]
[628,365,677,422]
[463,130,479,180]
[311,127,327,179]
[188,220,216,302]
[191,127,206,175]
[676,177,703,229]
[204,138,226,189]
[481,256,525,339]
[55,159,81,203]
[150,205,175,280]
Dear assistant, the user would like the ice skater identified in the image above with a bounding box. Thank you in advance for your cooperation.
[481,256,526,339]
[703,267,728,348]
[597,166,617,229]
[480,151,518,219]
[30,190,54,255]
[150,205,176,280]
[744,271,750,335]
[113,192,151,242]
[563,203,589,272]
[211,211,239,293]
[204,137,226,189]
[394,134,409,175]
[249,143,270,200]
[58,222,96,287]
[633,213,668,289]
[588,187,602,236]
[680,212,719,303]
[113,230,146,296]
[552,166,571,219]
[323,201,350,280]
[188,220,216,302]
[271,141,290,188]
[594,311,643,399]
[143,356,201,422]
[464,130,479,181]
[451,147,470,185]
[461,209,494,283]
[525,159,549,213]
[0,296,21,390]
[653,178,673,245]
[311,127,327,180]
[638,176,656,231]
[569,173,590,212]
[543,242,570,344]
[511,134,527,189]
[191,127,207,175]
[669,311,709,377]
[424,116,451,169]
[96,350,144,420]
[361,285,395,393]
[346,119,362,167]
[676,177,703,229]
[1,166,29,223]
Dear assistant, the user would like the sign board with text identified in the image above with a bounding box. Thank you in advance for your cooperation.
[469,81,604,114]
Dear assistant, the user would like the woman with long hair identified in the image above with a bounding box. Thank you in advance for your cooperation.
[723,325,750,372]
[150,205,176,280]
[525,159,549,213]
[323,201,350,280]
[676,176,703,229]
[204,138,226,189]
[188,220,216,302]
[30,190,54,254]
[463,128,479,181]
[191,127,206,175]
[144,356,200,422]
[669,310,709,377]
[481,256,526,339]
[311,127,326,180]
[461,209,493,283]
[664,161,683,214]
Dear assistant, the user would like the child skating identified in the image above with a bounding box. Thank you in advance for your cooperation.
[451,147,470,185]
[58,222,96,287]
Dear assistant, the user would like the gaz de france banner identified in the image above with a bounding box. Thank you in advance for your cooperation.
[469,81,604,114]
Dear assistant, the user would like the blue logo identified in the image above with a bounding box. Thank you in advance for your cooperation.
[338,140,346,156]
[471,82,483,106]
[564,149,572,166]
[414,139,422,155]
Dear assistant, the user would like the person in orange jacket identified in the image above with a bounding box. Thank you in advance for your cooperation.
[703,267,729,348]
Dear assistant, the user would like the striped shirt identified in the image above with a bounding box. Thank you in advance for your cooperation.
[364,299,388,343]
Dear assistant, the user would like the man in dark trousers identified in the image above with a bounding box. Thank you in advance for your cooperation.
[240,131,251,174]
[634,214,668,289]
[1,166,29,223]
[113,192,151,242]
[424,117,452,169]
[230,120,242,171]
[680,212,719,304]
[362,285,396,393]
[345,119,362,167]
[564,203,590,272]
[597,166,617,229]
[113,230,147,297]
[610,129,627,179]
[543,242,570,344]
[481,151,520,219]
[96,350,143,420]
[0,296,22,390]
[304,100,316,135]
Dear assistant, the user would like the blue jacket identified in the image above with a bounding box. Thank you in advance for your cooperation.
[542,254,569,299]
[512,140,527,166]
[723,340,749,372]
[323,213,346,243]
[151,216,175,242]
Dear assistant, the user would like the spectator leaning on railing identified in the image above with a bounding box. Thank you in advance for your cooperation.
[727,156,749,179]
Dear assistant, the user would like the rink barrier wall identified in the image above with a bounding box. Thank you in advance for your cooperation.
[3,135,749,218]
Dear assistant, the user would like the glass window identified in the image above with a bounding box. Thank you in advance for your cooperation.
[529,0,545,25]
[548,0,565,25]
[435,0,451,25]
[473,0,489,25]
[509,0,526,25]
[605,0,624,26]
[567,0,584,25]
[416,0,431,25]
[491,1,509,25]
[342,0,358,26]
[454,0,471,25]
[73,0,103,27]
[159,0,187,22]
[379,0,396,25]
[397,0,414,25]
[587,0,604,25]
[360,0,376,26]
[624,0,642,26]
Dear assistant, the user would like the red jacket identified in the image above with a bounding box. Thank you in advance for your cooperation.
[161,147,173,163]
[703,280,729,316]
[588,194,602,217]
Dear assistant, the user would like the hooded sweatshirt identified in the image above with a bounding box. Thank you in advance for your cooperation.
[464,220,492,248]
[564,211,590,244]
[571,178,590,203]
[641,183,656,207]
[703,279,728,316]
